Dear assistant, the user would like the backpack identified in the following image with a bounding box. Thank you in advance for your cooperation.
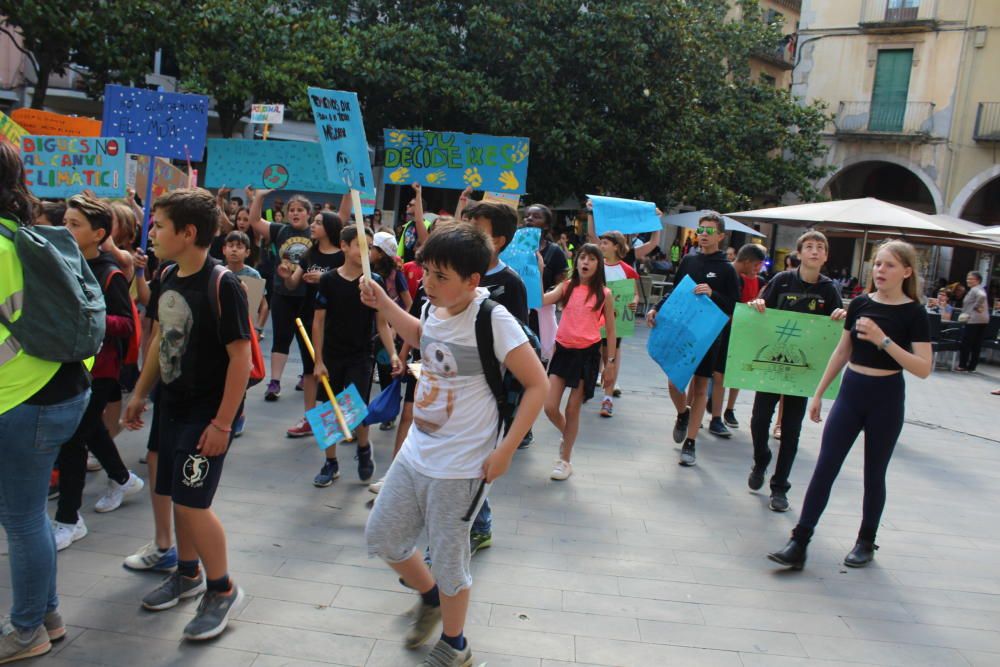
[0,219,106,362]
[474,299,541,433]
[103,270,142,366]
[160,263,265,386]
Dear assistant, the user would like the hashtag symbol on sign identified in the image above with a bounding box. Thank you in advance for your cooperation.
[775,320,802,344]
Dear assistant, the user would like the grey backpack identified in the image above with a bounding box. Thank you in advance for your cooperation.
[0,219,106,362]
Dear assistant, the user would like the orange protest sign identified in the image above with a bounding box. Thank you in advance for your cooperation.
[11,108,102,137]
[134,156,188,201]
[0,111,27,147]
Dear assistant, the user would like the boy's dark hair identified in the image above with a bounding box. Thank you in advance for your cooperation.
[796,229,828,253]
[67,194,113,241]
[340,224,373,245]
[419,221,492,280]
[463,201,517,253]
[698,212,725,231]
[152,187,219,247]
[736,243,766,263]
[41,200,67,226]
[225,230,251,250]
[230,196,243,206]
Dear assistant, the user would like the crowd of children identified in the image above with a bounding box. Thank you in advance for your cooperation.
[1,136,941,665]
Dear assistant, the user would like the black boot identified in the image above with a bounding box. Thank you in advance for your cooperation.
[767,539,807,570]
[844,540,878,568]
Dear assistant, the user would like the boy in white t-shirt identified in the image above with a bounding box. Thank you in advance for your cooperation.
[360,223,547,667]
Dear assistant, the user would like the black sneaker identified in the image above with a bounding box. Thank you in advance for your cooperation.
[182,585,245,640]
[313,459,340,487]
[356,445,376,483]
[749,450,771,491]
[679,439,696,466]
[672,409,690,444]
[769,490,790,512]
[517,430,534,450]
[708,417,732,438]
[723,409,739,428]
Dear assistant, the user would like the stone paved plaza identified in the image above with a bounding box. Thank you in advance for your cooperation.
[3,324,999,666]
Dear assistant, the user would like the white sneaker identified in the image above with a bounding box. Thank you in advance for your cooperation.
[368,476,385,495]
[52,517,87,551]
[86,453,101,472]
[550,459,573,481]
[94,472,145,513]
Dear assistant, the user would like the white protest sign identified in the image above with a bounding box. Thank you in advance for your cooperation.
[250,104,285,125]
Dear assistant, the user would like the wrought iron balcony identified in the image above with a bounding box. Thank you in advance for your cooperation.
[833,101,936,141]
[974,102,1000,142]
[754,39,796,70]
[859,0,939,31]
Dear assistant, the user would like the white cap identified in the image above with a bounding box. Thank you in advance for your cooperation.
[372,231,398,257]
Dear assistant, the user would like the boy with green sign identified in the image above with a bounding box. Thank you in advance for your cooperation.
[746,230,846,513]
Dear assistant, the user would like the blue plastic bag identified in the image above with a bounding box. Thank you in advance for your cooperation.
[363,377,402,426]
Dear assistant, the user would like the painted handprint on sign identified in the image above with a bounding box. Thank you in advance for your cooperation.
[463,167,483,188]
[426,170,447,185]
[498,170,520,191]
[387,130,411,145]
[507,141,530,164]
[389,166,411,183]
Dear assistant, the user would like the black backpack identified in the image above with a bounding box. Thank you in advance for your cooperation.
[474,299,541,434]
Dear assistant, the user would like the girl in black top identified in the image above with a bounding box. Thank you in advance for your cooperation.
[769,240,932,571]
[278,211,343,438]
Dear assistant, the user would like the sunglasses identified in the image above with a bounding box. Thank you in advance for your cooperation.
[696,226,720,235]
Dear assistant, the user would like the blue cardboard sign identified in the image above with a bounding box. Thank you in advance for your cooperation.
[646,275,729,390]
[305,383,369,450]
[589,195,661,236]
[204,139,345,194]
[306,87,375,212]
[383,129,530,194]
[101,85,209,161]
[499,227,542,309]
[21,135,126,198]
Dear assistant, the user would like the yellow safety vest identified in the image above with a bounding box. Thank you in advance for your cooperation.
[0,218,64,415]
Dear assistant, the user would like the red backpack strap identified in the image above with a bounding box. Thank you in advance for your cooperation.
[104,268,124,291]
[206,263,228,320]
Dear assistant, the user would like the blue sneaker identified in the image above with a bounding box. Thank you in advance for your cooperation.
[708,417,732,438]
[313,459,340,487]
[232,414,246,439]
[124,543,178,572]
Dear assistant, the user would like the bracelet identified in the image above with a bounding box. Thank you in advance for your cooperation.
[210,419,232,433]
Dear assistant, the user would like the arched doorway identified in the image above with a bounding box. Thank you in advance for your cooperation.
[826,161,937,214]
[959,175,1000,226]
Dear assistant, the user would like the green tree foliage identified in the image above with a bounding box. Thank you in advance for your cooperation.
[0,1,174,108]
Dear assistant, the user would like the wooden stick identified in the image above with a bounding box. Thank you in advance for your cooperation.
[351,189,371,280]
[262,122,270,141]
[295,317,352,439]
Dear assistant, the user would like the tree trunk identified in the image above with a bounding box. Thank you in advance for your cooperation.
[30,59,52,109]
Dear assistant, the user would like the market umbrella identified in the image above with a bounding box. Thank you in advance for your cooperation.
[970,225,1000,238]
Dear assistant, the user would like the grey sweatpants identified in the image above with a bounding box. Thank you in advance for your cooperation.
[365,457,488,596]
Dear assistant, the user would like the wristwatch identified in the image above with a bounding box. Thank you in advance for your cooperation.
[880,337,892,350]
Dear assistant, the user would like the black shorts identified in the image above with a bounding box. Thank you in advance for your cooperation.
[548,342,601,402]
[325,356,374,403]
[154,402,237,509]
[404,372,417,403]
[694,339,721,379]
[296,311,316,374]
[714,327,730,375]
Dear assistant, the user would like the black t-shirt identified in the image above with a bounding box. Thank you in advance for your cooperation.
[844,295,930,371]
[481,264,529,325]
[540,240,569,292]
[314,269,384,361]
[88,252,134,365]
[154,257,251,417]
[657,251,740,316]
[762,269,843,316]
[298,246,344,321]
[269,222,313,297]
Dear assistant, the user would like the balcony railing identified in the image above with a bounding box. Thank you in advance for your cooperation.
[754,39,796,69]
[834,101,936,140]
[974,102,1000,142]
[859,0,939,30]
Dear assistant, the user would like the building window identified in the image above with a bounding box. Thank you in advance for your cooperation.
[870,49,912,132]
[886,0,920,22]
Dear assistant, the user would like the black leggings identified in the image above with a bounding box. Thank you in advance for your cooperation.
[750,392,807,493]
[794,369,905,544]
[959,323,986,371]
[270,294,305,355]
[56,378,130,524]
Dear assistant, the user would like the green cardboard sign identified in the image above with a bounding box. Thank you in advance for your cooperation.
[601,279,636,338]
[725,306,843,399]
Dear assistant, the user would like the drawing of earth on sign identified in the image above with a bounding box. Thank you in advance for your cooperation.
[263,164,289,188]
[751,319,808,369]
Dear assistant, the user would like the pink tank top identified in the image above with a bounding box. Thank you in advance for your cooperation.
[556,283,605,349]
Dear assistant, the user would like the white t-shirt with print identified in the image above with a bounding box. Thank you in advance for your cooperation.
[398,288,528,479]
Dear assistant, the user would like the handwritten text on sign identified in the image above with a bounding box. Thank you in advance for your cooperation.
[101,84,209,161]
[307,87,375,212]
[250,104,284,124]
[384,129,530,194]
[22,136,126,198]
